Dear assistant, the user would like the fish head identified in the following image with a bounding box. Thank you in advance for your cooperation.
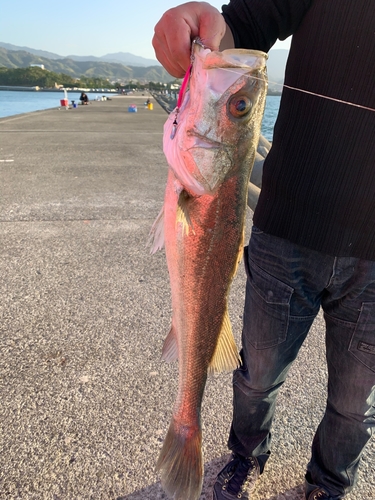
[163,44,268,195]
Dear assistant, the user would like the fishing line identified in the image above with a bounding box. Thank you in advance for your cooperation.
[179,38,375,114]
[219,66,375,114]
[170,50,375,140]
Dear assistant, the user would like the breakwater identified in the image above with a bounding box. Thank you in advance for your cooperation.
[1,97,372,500]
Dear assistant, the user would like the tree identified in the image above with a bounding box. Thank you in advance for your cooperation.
[0,67,116,89]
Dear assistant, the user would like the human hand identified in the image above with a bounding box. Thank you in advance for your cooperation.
[152,2,227,77]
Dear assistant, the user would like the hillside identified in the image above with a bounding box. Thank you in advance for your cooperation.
[0,42,159,67]
[0,47,173,84]
[0,43,289,87]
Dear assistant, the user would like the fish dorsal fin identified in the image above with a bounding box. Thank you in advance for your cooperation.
[161,323,178,362]
[208,309,240,374]
[176,190,194,236]
[149,206,165,254]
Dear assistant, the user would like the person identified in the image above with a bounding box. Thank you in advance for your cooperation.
[80,92,89,105]
[152,1,375,499]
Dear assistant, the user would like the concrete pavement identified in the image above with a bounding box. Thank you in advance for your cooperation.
[0,95,374,500]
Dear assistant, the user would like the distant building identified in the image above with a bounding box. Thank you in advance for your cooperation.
[30,64,45,70]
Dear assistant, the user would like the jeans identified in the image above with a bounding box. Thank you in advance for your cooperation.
[228,226,375,499]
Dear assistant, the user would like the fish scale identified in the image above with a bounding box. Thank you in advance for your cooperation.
[150,41,268,500]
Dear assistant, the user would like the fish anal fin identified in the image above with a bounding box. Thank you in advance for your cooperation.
[161,324,178,362]
[208,309,240,374]
[176,190,195,236]
[232,229,245,278]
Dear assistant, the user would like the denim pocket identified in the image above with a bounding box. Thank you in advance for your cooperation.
[243,249,293,349]
[348,302,375,372]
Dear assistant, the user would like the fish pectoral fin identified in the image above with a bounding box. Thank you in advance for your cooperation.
[176,190,194,236]
[208,310,240,374]
[161,324,178,362]
[148,206,165,254]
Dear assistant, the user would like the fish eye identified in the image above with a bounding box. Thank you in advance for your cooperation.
[228,95,253,118]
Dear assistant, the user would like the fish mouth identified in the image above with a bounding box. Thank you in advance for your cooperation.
[186,131,223,150]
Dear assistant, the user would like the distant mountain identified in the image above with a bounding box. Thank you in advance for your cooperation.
[67,52,160,67]
[0,42,289,85]
[0,42,63,60]
[0,42,160,67]
[102,52,159,66]
[267,49,289,88]
[0,47,172,83]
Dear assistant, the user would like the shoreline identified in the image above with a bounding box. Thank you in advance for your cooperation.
[0,86,282,96]
[0,86,118,93]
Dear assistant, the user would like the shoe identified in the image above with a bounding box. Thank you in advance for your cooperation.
[212,453,260,499]
[306,487,336,499]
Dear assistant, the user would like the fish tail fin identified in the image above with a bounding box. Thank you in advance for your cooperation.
[156,419,203,500]
[208,308,240,374]
[161,323,178,362]
[176,190,194,236]
[148,206,165,253]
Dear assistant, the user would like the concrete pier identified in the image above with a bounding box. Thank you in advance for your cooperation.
[0,96,374,500]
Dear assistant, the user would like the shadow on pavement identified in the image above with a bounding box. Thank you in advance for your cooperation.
[116,454,305,500]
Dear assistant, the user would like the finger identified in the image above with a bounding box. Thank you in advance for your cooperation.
[152,36,187,78]
[152,3,225,76]
[153,7,195,76]
[195,3,226,51]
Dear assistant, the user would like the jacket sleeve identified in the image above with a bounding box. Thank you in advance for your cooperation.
[222,0,312,52]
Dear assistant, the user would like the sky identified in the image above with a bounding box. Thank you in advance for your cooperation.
[1,0,290,61]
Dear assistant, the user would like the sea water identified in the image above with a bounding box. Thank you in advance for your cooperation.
[0,90,116,119]
[0,91,281,141]
[261,95,281,141]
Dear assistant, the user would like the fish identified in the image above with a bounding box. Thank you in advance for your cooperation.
[149,39,268,500]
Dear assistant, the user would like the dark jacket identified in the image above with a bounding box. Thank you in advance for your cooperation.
[223,0,375,260]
